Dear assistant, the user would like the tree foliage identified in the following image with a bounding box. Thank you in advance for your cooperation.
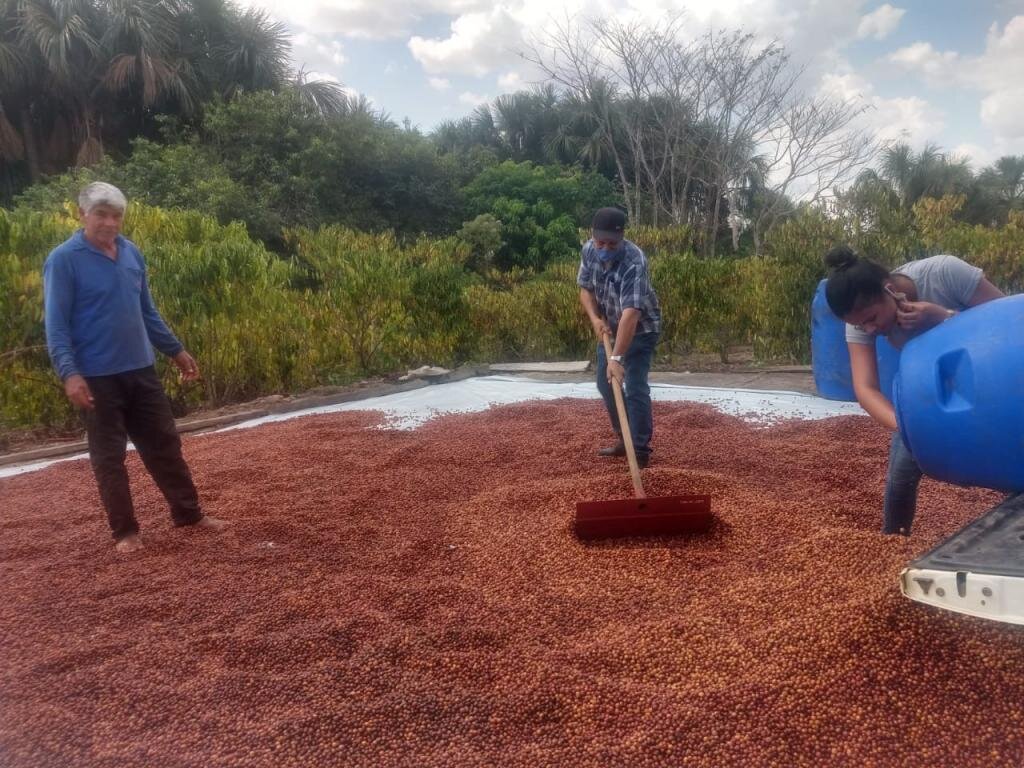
[0,0,351,200]
[13,91,464,244]
[460,160,617,270]
[835,142,1024,258]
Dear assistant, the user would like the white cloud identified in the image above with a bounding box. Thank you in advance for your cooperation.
[428,77,452,90]
[237,0,1022,157]
[973,17,1024,92]
[980,88,1024,142]
[297,70,364,104]
[856,4,905,40]
[497,70,527,92]
[458,90,491,106]
[951,142,998,171]
[624,0,851,44]
[624,0,868,80]
[308,71,362,96]
[318,39,347,66]
[409,7,529,76]
[290,31,347,74]
[252,0,882,88]
[888,42,958,79]
[305,70,339,84]
[238,0,489,40]
[820,71,940,148]
[407,0,875,85]
[316,2,420,39]
[888,16,1024,153]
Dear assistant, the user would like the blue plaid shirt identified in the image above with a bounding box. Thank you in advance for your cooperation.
[577,239,661,334]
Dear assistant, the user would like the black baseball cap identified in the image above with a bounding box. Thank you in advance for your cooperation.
[591,207,626,240]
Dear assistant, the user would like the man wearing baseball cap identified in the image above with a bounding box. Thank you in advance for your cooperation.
[577,206,662,467]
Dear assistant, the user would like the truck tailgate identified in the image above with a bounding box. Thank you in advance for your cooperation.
[901,493,1024,625]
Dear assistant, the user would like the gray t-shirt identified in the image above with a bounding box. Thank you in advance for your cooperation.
[845,254,984,347]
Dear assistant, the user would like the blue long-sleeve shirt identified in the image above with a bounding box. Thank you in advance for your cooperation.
[43,230,183,381]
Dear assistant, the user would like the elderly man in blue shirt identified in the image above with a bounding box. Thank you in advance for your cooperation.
[43,182,226,553]
[577,207,662,468]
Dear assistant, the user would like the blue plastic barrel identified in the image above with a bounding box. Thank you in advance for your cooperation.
[812,279,856,400]
[875,335,900,401]
[811,279,900,401]
[893,294,1024,492]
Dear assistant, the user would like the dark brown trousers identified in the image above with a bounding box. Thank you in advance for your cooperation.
[83,366,201,540]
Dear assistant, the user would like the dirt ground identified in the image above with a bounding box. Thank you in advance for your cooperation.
[2,399,1021,768]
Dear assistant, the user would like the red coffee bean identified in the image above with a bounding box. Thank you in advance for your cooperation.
[0,401,1016,767]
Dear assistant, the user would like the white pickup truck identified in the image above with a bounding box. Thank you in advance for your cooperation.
[900,493,1024,625]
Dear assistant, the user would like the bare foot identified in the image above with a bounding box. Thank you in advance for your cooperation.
[193,515,229,532]
[114,534,144,553]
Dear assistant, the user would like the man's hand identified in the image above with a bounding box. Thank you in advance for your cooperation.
[173,350,201,382]
[607,358,625,387]
[896,300,948,331]
[64,374,95,410]
[591,317,611,339]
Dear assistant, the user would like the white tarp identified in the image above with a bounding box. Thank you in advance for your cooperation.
[0,376,863,478]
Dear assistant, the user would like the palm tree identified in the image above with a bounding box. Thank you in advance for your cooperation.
[490,86,573,163]
[0,1,26,167]
[980,156,1024,207]
[101,0,200,113]
[729,153,771,252]
[492,93,531,156]
[965,155,1024,225]
[469,104,498,147]
[292,67,352,120]
[879,142,917,208]
[345,92,384,123]
[871,142,972,210]
[0,0,361,201]
[7,0,103,176]
[212,6,289,95]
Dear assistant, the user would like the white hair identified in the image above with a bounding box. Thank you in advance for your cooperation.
[78,182,127,213]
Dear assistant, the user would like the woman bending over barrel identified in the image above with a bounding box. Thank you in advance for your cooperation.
[823,246,1004,535]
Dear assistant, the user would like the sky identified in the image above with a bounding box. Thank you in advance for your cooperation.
[238,0,1024,170]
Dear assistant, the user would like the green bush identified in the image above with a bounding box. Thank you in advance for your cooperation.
[4,192,1022,434]
[740,210,844,362]
[403,236,474,365]
[627,225,702,257]
[915,196,1024,293]
[462,161,617,271]
[457,214,503,273]
[650,253,746,362]
[464,259,590,362]
[290,227,413,376]
[14,91,464,245]
[0,208,79,431]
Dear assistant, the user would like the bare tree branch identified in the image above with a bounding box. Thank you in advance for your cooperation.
[523,15,879,252]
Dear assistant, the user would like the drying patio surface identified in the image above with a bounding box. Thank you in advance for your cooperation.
[1,399,1021,767]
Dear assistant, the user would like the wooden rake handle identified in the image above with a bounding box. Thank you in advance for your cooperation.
[603,334,646,499]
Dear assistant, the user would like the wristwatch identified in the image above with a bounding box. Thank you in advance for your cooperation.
[610,355,623,363]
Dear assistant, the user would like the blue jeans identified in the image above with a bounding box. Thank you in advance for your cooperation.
[883,431,923,535]
[596,331,659,456]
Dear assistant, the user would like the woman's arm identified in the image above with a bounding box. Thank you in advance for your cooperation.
[967,277,1004,306]
[897,268,1004,331]
[850,341,898,431]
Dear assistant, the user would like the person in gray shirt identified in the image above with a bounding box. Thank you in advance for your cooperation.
[823,245,1004,535]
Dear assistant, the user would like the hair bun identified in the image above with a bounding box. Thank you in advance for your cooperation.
[824,245,858,271]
